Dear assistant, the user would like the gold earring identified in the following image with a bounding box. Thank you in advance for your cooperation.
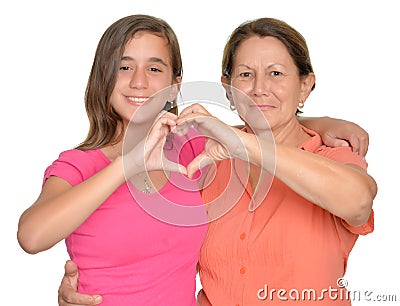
[298,100,305,109]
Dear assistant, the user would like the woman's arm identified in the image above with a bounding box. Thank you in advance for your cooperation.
[299,116,369,156]
[243,135,377,226]
[178,104,377,227]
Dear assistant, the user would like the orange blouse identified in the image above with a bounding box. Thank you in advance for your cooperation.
[198,128,374,306]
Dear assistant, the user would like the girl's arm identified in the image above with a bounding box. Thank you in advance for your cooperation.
[17,156,126,254]
[299,116,369,156]
[198,117,369,155]
[17,113,184,254]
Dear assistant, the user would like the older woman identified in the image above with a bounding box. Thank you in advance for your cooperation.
[178,17,377,305]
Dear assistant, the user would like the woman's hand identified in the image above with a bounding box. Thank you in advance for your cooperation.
[177,104,247,178]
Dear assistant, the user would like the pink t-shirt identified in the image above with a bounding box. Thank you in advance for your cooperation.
[44,129,207,305]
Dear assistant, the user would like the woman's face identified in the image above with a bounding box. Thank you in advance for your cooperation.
[110,32,179,125]
[228,36,313,133]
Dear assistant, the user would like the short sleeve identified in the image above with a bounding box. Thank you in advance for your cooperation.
[43,150,98,187]
[341,209,374,235]
[316,146,374,235]
[316,146,368,170]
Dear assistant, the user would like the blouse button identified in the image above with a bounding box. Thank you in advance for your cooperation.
[240,267,246,274]
[240,232,246,240]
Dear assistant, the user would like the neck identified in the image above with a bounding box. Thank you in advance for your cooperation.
[246,119,310,147]
[119,121,154,154]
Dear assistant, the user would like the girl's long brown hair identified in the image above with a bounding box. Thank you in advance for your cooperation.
[76,15,182,150]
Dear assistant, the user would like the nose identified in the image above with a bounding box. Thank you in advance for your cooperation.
[252,74,269,97]
[129,68,148,89]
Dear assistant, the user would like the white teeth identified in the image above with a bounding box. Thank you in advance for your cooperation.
[128,97,148,103]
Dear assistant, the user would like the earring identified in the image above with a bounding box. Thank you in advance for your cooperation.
[298,100,305,109]
[163,101,174,111]
[230,104,236,111]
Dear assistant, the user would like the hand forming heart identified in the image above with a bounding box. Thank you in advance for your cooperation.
[124,104,250,180]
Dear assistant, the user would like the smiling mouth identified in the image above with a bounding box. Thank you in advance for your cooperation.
[127,97,149,105]
[250,104,275,110]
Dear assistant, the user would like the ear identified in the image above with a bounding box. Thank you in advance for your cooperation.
[168,76,182,102]
[299,73,315,103]
[221,76,235,108]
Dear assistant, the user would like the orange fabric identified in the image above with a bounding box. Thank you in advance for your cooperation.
[198,128,374,306]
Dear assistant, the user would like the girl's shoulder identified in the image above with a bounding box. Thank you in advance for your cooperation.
[43,149,109,186]
[56,148,109,167]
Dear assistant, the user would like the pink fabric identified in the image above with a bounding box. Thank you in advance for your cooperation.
[43,129,207,305]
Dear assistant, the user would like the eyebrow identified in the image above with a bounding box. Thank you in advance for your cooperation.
[121,56,168,67]
[237,64,253,70]
[237,63,284,69]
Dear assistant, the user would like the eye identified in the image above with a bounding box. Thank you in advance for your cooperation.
[120,66,131,71]
[149,67,162,73]
[270,71,282,77]
[239,72,252,78]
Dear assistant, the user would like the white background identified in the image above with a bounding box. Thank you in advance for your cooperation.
[1,0,399,305]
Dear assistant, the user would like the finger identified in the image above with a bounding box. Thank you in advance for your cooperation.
[178,104,198,117]
[59,288,102,306]
[171,121,191,136]
[346,135,361,155]
[357,134,369,157]
[322,134,350,149]
[158,116,178,130]
[59,260,103,306]
[143,127,167,154]
[179,103,209,117]
[334,138,350,148]
[159,110,178,120]
[154,110,178,124]
[58,294,102,306]
[359,141,368,157]
[148,117,177,142]
[175,112,210,127]
[186,153,214,179]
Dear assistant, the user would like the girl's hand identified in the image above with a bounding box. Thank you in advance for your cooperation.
[321,119,369,156]
[124,111,187,178]
[299,116,369,156]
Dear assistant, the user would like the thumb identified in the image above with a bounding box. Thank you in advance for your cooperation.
[187,153,214,179]
[64,260,78,277]
[163,160,188,176]
[323,135,349,148]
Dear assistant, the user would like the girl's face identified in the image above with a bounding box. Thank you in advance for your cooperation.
[227,36,314,133]
[110,32,179,125]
